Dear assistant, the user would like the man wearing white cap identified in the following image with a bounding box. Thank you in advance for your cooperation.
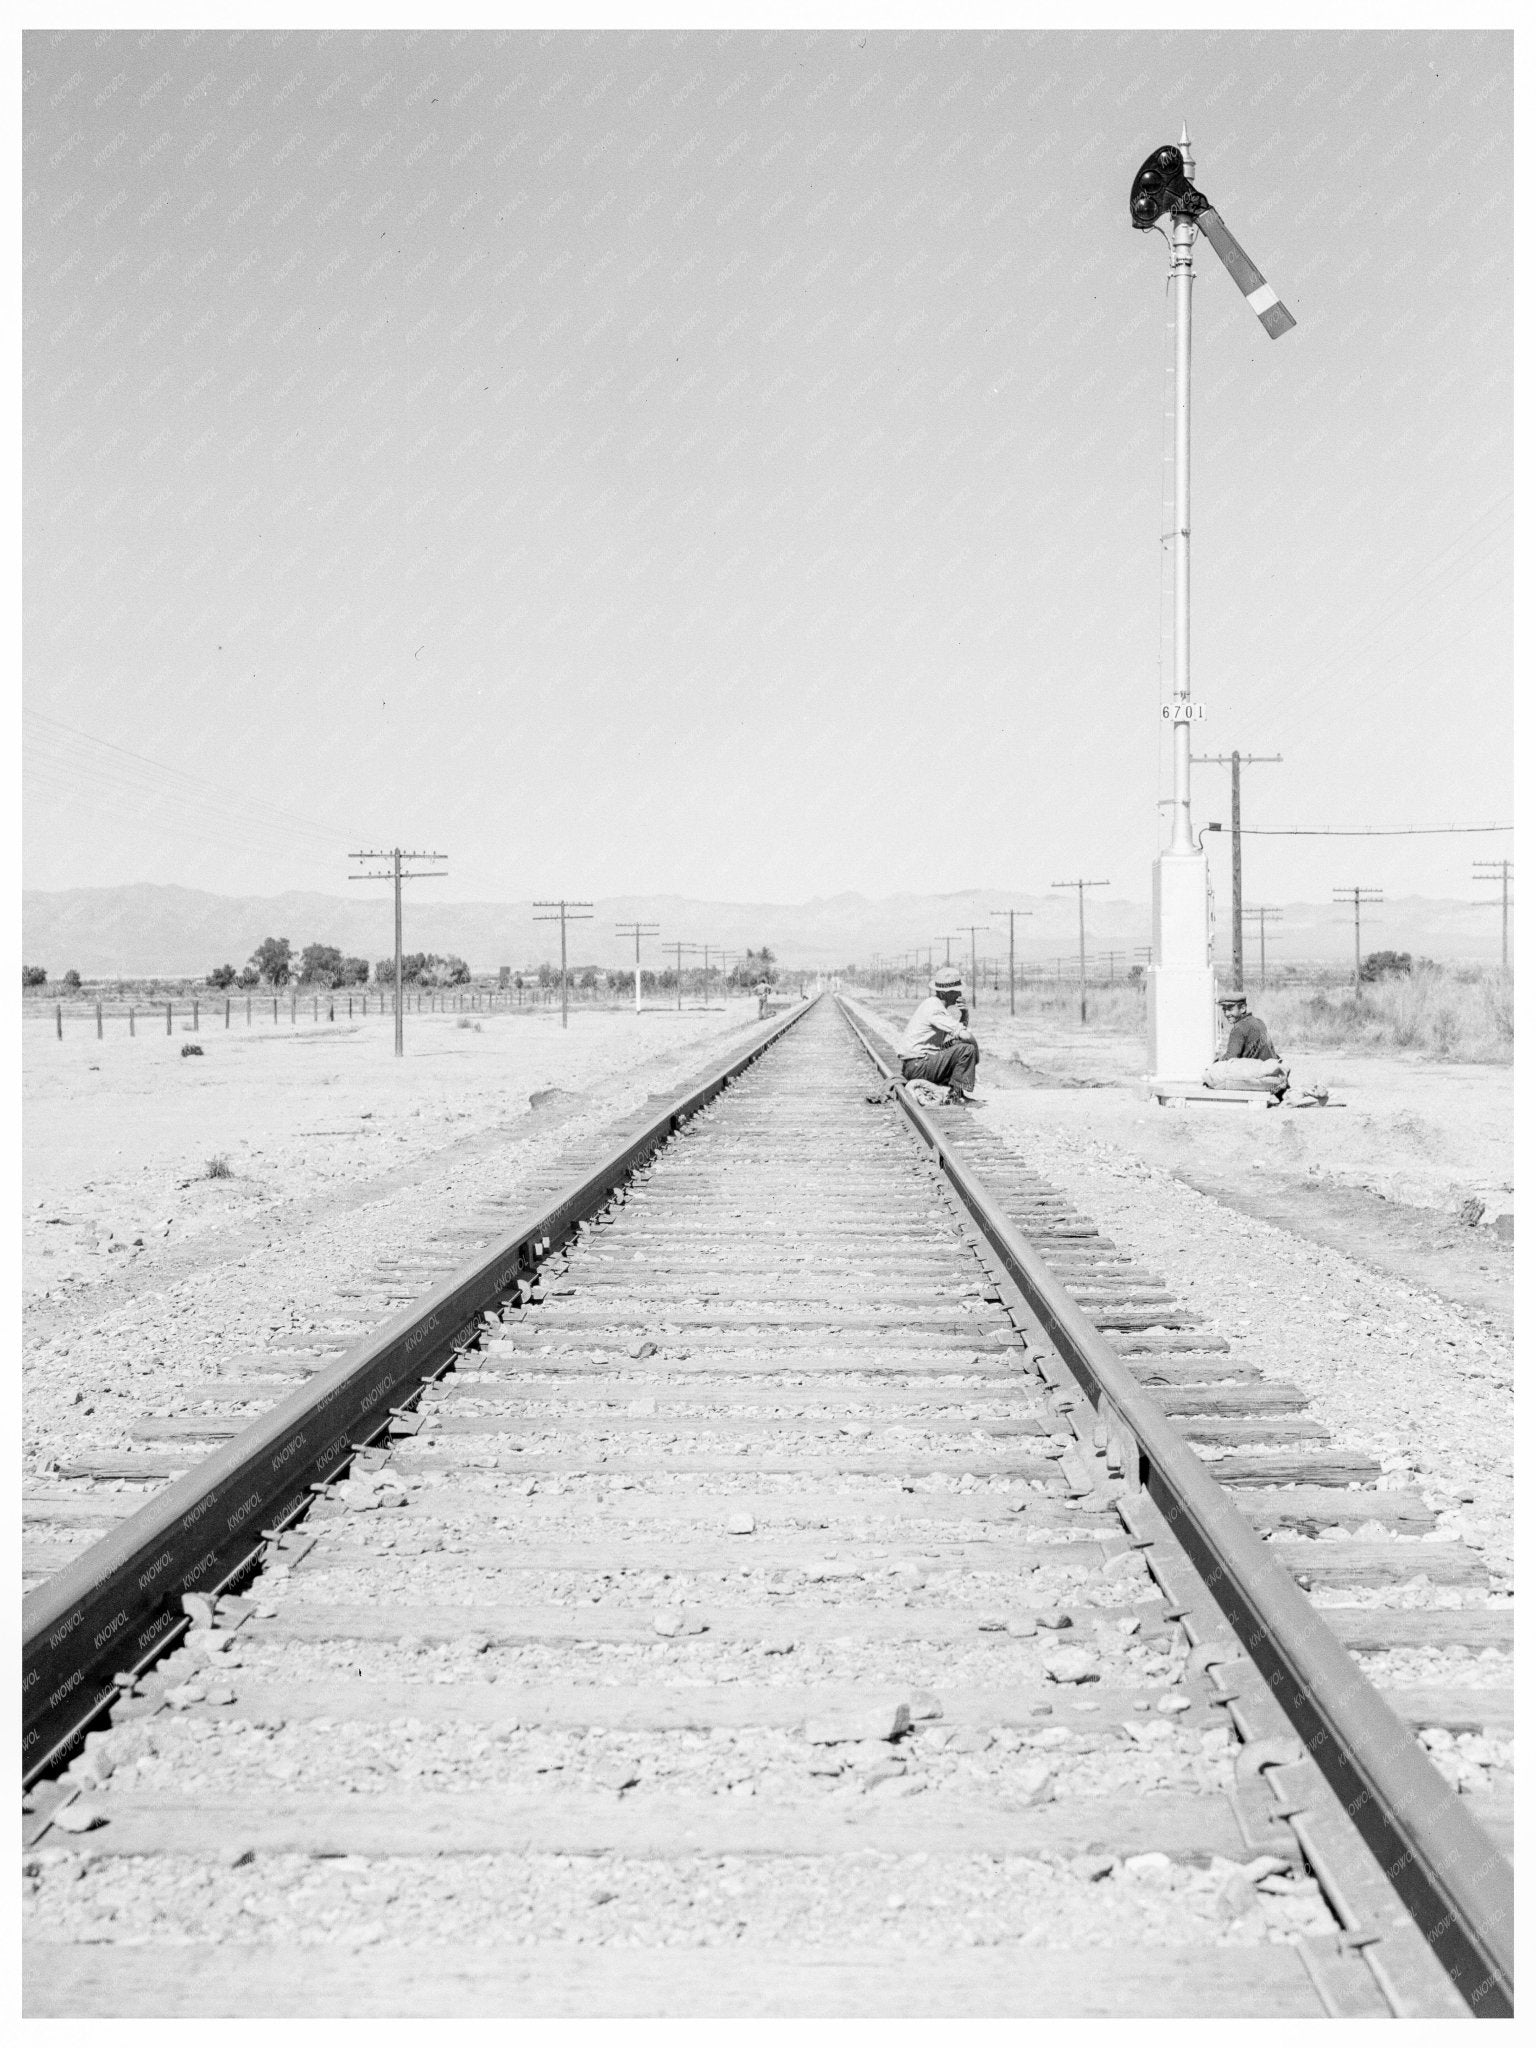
[897,966,982,1104]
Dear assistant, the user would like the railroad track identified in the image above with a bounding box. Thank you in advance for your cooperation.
[21,997,1513,2017]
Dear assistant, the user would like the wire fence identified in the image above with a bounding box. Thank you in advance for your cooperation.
[21,977,778,1039]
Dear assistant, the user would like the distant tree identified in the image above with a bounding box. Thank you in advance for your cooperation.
[340,955,370,986]
[207,964,238,989]
[299,943,346,987]
[61,969,82,991]
[237,964,260,989]
[578,967,597,991]
[249,937,293,987]
[537,962,555,989]
[22,965,46,987]
[1361,950,1412,983]
[728,947,777,990]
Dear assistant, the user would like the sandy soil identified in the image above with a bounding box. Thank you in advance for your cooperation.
[917,1002,1515,1328]
[21,1001,771,1487]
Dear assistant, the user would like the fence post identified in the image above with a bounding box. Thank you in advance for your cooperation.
[246,995,251,1025]
[347,995,352,1019]
[273,997,278,1024]
[192,999,199,1031]
[56,1003,62,1040]
[313,996,318,1022]
[328,996,334,1022]
[290,994,297,1024]
[130,1006,135,1036]
[96,1001,103,1039]
[165,1003,172,1036]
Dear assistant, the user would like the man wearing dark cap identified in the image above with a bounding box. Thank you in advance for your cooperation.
[897,966,982,1104]
[1215,989,1279,1064]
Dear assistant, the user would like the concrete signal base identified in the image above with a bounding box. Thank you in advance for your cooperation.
[1147,846,1216,1088]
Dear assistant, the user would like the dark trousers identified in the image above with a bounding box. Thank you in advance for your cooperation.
[901,1040,978,1092]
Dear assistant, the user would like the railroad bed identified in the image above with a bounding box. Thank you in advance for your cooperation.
[21,999,1508,2016]
[853,998,1514,1851]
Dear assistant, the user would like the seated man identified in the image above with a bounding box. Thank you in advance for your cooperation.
[898,966,981,1104]
[1205,989,1287,1096]
[1216,989,1279,1063]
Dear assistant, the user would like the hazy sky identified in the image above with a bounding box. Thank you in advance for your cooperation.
[23,27,1512,910]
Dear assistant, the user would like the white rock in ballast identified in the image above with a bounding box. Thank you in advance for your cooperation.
[726,1511,756,1535]
[805,1701,912,1745]
[51,1802,106,1834]
[1042,1646,1101,1686]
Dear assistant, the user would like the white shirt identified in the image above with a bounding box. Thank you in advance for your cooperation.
[899,995,972,1058]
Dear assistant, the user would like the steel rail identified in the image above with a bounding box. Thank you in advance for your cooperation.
[834,995,1513,2017]
[22,998,815,1784]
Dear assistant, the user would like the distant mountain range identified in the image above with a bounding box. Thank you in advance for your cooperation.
[21,883,1507,979]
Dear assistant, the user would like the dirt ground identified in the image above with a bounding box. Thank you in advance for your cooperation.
[953,1002,1515,1331]
[21,1000,772,1483]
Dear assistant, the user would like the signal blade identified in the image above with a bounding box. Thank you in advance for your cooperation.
[1196,208,1297,338]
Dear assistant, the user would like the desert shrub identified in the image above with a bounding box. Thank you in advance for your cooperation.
[1266,964,1510,1063]
[208,963,238,989]
[1361,950,1412,982]
[23,964,46,987]
[204,1152,230,1175]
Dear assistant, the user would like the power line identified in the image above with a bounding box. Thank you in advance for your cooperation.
[1244,825,1511,837]
[24,708,376,853]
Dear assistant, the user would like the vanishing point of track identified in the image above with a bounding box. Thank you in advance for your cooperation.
[22,996,1513,2017]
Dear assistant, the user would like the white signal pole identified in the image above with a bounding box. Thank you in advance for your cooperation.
[1131,126,1295,1087]
[615,920,658,1015]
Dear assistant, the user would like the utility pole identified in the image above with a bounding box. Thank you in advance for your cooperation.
[1131,129,1293,1082]
[956,924,991,1016]
[615,920,659,1015]
[667,940,700,1012]
[933,935,958,968]
[348,847,448,1056]
[1051,880,1109,1025]
[695,941,722,1005]
[988,910,1035,1018]
[1473,860,1513,970]
[1332,885,1383,995]
[1194,750,1282,990]
[533,900,594,1028]
[1241,904,1283,990]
